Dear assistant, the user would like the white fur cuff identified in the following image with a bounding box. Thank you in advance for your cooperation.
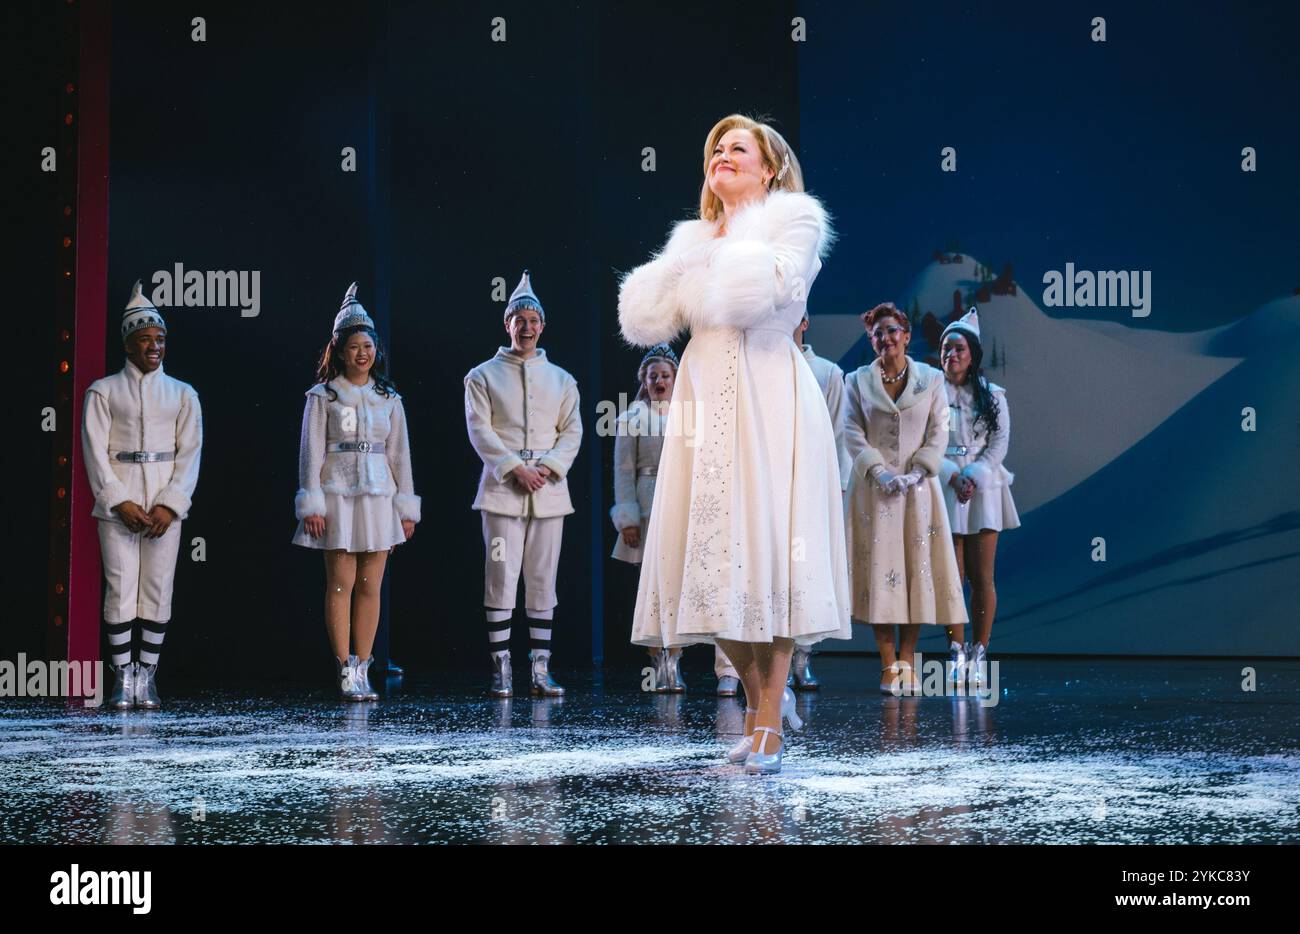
[95,479,130,515]
[610,502,641,531]
[618,261,685,348]
[961,461,993,487]
[153,486,192,519]
[692,240,777,331]
[295,488,327,520]
[394,493,421,523]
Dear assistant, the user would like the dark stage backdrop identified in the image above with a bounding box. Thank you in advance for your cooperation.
[17,1,1298,681]
[88,1,801,679]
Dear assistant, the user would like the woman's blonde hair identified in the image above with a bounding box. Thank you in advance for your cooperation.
[699,114,804,221]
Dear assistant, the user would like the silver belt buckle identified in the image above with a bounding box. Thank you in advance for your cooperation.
[519,448,534,459]
[948,445,968,456]
[356,440,372,454]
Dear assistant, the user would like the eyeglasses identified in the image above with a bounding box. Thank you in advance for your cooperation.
[870,326,904,342]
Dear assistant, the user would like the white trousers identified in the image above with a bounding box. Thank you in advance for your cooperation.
[97,518,183,623]
[481,511,564,613]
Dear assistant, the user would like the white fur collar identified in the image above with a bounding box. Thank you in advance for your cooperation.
[618,190,834,347]
[653,190,834,262]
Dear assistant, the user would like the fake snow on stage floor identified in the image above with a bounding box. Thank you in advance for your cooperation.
[821,257,1300,656]
[1,659,1297,844]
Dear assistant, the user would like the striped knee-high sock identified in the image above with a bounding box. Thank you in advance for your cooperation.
[526,609,553,656]
[486,608,512,656]
[138,620,168,666]
[106,621,133,668]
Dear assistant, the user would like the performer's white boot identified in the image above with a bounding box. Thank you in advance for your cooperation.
[134,662,161,709]
[528,650,565,696]
[789,648,820,691]
[489,651,513,698]
[108,663,136,710]
[335,656,363,701]
[353,656,379,701]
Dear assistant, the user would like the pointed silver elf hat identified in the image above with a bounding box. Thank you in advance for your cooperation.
[333,281,376,337]
[504,269,544,322]
[940,307,981,346]
[121,280,166,340]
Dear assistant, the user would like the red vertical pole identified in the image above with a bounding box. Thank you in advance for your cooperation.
[68,0,111,667]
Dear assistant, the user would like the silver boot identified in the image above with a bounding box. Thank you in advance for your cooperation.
[528,650,565,697]
[969,642,987,688]
[353,656,379,701]
[134,662,161,709]
[664,651,686,693]
[489,651,513,698]
[335,656,362,701]
[108,663,136,710]
[790,648,820,691]
[947,640,969,687]
[649,649,670,693]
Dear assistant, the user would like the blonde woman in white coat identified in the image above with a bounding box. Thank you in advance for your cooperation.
[617,114,852,774]
[844,303,968,695]
[293,284,420,701]
[939,309,1020,685]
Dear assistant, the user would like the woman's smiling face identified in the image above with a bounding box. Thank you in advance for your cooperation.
[707,128,772,204]
[342,332,375,375]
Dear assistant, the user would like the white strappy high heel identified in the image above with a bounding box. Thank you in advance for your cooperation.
[727,707,758,763]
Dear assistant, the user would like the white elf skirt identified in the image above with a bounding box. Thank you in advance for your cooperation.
[943,481,1021,535]
[292,492,406,553]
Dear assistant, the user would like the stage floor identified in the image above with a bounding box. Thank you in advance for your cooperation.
[1,657,1297,844]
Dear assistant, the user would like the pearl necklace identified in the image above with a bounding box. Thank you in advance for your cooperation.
[881,362,909,385]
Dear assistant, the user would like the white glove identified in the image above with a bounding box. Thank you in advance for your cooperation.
[872,466,901,495]
[896,468,926,491]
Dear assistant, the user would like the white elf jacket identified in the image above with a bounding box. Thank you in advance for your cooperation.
[609,398,669,563]
[293,376,421,522]
[843,357,967,626]
[82,359,203,521]
[939,377,1021,534]
[801,343,852,490]
[464,347,583,519]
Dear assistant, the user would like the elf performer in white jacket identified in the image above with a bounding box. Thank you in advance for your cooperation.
[617,114,852,775]
[465,271,583,698]
[81,281,202,710]
[786,311,852,691]
[292,283,420,702]
[937,308,1020,685]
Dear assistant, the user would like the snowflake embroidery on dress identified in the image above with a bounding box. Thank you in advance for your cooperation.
[926,524,939,539]
[698,457,725,482]
[791,588,806,612]
[733,591,766,629]
[686,581,720,614]
[648,592,662,622]
[685,527,721,564]
[884,569,900,589]
[769,588,788,622]
[878,503,894,521]
[690,492,721,524]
